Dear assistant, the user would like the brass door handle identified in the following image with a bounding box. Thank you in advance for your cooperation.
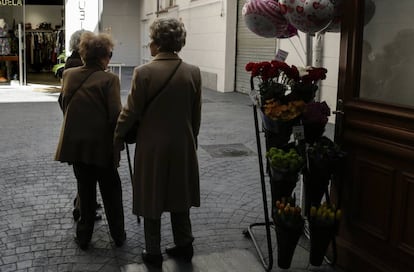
[333,110,344,115]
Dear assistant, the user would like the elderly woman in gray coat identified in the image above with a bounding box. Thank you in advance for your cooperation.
[55,32,126,250]
[114,18,201,268]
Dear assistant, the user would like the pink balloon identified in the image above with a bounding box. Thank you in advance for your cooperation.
[279,0,335,34]
[242,0,290,38]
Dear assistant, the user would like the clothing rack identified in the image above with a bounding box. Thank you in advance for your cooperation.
[25,29,55,32]
[25,29,64,72]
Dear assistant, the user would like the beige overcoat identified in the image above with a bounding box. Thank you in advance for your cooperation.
[55,64,122,167]
[114,53,201,219]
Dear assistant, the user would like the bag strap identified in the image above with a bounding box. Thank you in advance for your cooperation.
[144,59,182,111]
[59,69,99,112]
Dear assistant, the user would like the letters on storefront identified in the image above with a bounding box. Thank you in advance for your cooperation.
[0,0,23,6]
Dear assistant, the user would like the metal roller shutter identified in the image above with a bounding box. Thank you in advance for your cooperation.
[235,0,279,94]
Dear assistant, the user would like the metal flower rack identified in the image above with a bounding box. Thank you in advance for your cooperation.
[243,78,343,271]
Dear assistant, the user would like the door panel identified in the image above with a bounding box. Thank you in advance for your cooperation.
[335,0,414,271]
[398,174,414,253]
[352,157,393,241]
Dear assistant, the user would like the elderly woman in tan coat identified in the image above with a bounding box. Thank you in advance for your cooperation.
[55,32,126,250]
[114,18,201,268]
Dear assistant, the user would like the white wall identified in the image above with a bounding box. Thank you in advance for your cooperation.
[320,32,340,123]
[102,0,140,66]
[178,0,230,92]
[25,5,63,29]
[64,0,140,66]
[2,5,63,30]
[138,0,340,101]
[65,0,102,54]
[139,0,237,92]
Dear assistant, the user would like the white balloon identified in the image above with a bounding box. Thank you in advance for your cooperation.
[279,0,335,34]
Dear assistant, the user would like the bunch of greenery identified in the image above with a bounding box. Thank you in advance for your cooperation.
[266,146,304,172]
[307,136,345,162]
[52,51,66,79]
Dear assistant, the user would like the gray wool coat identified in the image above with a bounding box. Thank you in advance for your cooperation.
[55,64,122,167]
[114,52,202,219]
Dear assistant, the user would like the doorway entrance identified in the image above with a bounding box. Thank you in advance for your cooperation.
[335,0,414,271]
[24,0,64,86]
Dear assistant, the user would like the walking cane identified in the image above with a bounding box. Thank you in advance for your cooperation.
[125,144,141,224]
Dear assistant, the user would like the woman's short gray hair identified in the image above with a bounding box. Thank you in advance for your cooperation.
[150,18,186,53]
[78,32,114,65]
[69,30,88,52]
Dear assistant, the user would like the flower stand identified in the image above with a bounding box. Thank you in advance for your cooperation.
[243,103,275,271]
[309,222,336,266]
[244,62,341,271]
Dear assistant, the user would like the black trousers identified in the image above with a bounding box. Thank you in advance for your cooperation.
[73,162,125,244]
[144,211,194,254]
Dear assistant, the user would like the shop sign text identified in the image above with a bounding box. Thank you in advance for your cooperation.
[79,0,85,28]
[0,0,22,6]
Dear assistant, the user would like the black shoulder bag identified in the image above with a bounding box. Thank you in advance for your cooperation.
[125,59,182,144]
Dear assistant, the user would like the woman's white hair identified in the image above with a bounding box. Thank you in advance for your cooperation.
[69,29,88,52]
[150,18,186,53]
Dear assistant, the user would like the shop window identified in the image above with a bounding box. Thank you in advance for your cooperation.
[359,0,414,107]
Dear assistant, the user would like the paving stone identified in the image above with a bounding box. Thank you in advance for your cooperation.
[0,264,17,272]
[0,86,342,271]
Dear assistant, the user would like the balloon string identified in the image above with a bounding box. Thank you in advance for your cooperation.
[297,35,307,60]
[288,35,306,67]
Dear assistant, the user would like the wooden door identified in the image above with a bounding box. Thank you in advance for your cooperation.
[334,0,414,271]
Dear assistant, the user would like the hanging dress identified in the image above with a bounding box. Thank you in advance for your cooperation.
[0,23,11,55]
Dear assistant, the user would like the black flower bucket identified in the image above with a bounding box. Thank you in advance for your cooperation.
[309,222,336,266]
[303,123,326,144]
[303,170,330,216]
[270,167,299,202]
[264,128,292,151]
[290,82,318,103]
[259,110,294,139]
[274,219,304,269]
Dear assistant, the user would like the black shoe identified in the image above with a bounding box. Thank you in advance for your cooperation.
[74,236,88,250]
[165,244,193,262]
[142,249,163,268]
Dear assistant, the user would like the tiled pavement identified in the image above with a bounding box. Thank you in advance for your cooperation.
[0,73,342,271]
